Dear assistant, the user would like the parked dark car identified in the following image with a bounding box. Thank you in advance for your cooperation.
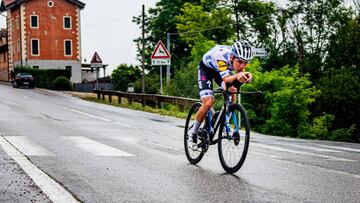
[13,73,35,89]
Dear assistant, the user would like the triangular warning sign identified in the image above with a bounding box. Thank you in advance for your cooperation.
[91,52,103,64]
[151,41,171,59]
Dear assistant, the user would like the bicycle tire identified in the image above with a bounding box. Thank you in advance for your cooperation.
[184,102,205,164]
[218,103,250,173]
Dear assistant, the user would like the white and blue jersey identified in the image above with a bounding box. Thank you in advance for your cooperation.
[202,45,234,78]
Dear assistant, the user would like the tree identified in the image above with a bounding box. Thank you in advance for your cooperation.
[326,17,360,70]
[314,68,360,142]
[112,64,141,92]
[284,0,352,78]
[176,2,235,47]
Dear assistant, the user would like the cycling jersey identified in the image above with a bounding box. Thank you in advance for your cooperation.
[198,45,241,99]
[202,45,234,78]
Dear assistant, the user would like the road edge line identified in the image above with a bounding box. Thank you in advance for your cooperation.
[0,135,81,203]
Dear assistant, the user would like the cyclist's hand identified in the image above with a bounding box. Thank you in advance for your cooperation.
[244,72,253,83]
[237,72,249,83]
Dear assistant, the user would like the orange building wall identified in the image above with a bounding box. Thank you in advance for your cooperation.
[24,0,79,61]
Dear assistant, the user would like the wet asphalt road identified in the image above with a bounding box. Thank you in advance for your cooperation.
[0,84,359,202]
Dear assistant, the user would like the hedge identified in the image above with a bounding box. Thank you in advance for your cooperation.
[14,67,71,89]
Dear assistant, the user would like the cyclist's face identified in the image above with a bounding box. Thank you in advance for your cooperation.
[233,58,248,72]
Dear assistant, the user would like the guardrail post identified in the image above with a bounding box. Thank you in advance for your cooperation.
[118,96,121,104]
[97,93,100,100]
[179,105,185,112]
[109,94,112,103]
[102,93,105,101]
[142,100,146,107]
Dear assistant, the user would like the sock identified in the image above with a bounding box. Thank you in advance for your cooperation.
[192,120,202,134]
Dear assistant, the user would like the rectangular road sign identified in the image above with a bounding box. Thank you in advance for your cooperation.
[152,59,171,66]
[253,48,267,58]
[90,63,102,68]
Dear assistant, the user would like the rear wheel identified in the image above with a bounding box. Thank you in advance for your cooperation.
[184,102,204,164]
[218,104,250,174]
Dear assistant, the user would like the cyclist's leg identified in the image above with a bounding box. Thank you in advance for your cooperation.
[192,62,215,135]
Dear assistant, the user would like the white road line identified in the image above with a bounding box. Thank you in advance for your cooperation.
[115,136,139,144]
[69,109,112,122]
[252,142,356,162]
[249,151,285,159]
[4,136,54,156]
[316,144,360,153]
[51,104,112,122]
[275,143,343,153]
[113,121,135,129]
[63,136,135,157]
[0,136,79,203]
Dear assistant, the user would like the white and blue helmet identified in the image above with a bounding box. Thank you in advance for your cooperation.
[231,40,254,62]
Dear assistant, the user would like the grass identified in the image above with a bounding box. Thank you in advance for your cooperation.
[66,92,189,119]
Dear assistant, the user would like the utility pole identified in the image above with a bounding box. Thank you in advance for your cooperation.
[141,4,145,93]
[166,33,170,84]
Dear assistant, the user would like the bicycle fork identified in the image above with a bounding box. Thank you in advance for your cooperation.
[225,111,239,138]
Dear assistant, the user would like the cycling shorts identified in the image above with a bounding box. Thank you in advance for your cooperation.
[197,60,225,99]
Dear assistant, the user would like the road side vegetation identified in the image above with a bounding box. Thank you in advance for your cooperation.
[116,0,359,142]
[67,92,188,119]
[52,76,73,91]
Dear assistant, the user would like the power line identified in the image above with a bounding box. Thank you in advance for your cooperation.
[125,26,139,64]
[168,14,270,36]
[0,13,6,18]
[169,24,233,35]
[84,12,140,29]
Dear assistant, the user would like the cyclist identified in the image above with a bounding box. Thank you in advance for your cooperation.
[190,40,254,149]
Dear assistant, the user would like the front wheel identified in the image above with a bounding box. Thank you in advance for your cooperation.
[184,102,204,164]
[218,103,250,174]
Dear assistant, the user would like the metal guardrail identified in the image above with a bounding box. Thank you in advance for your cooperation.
[93,90,199,112]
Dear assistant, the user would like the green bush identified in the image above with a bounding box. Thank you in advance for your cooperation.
[330,125,358,142]
[14,67,71,89]
[305,114,335,140]
[242,59,319,137]
[52,76,73,91]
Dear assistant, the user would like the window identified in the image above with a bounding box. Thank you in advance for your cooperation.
[64,40,72,56]
[63,16,71,29]
[31,39,40,56]
[30,15,38,28]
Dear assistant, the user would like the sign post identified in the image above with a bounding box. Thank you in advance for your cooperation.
[151,40,171,95]
[90,52,103,90]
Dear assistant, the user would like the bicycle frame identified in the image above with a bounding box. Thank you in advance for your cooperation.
[205,89,261,145]
[205,91,235,145]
